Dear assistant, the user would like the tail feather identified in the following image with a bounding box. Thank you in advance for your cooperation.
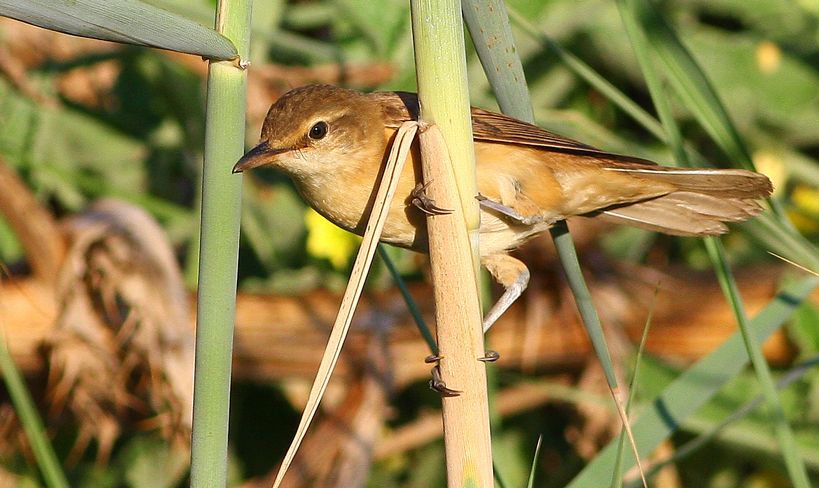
[604,166,772,199]
[601,194,764,236]
[597,167,771,236]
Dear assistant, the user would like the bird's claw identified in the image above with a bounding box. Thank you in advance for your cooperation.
[412,182,453,216]
[478,350,500,362]
[426,354,461,397]
[429,366,461,397]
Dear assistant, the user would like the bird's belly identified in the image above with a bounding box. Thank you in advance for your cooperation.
[377,204,548,258]
[477,211,550,256]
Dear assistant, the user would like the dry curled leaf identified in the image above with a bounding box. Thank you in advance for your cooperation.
[46,199,193,463]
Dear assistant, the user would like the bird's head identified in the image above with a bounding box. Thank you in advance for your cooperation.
[233,84,386,180]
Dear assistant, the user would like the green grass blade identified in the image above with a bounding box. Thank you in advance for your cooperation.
[550,223,617,387]
[0,0,237,60]
[510,4,816,279]
[0,334,69,488]
[189,0,251,486]
[149,0,336,63]
[611,295,656,488]
[377,244,437,355]
[567,276,819,487]
[629,1,750,168]
[526,435,543,488]
[463,5,650,472]
[506,6,667,144]
[741,214,819,272]
[462,0,533,122]
[615,0,682,161]
[641,356,819,482]
[704,237,811,487]
[648,27,819,270]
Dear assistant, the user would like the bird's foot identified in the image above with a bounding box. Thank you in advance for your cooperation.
[425,355,461,397]
[476,193,544,226]
[411,182,453,216]
[429,366,461,397]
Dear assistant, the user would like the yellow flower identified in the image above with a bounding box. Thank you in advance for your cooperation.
[756,41,781,75]
[792,184,819,216]
[752,150,787,195]
[304,208,360,269]
[787,211,819,234]
[788,185,819,234]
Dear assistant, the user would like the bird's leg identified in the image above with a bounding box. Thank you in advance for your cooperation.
[481,253,530,332]
[425,355,461,397]
[476,193,545,226]
[411,181,453,216]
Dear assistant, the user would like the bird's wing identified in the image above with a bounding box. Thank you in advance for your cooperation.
[373,90,658,166]
[470,107,659,165]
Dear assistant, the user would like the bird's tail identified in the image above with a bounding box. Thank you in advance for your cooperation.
[598,167,772,236]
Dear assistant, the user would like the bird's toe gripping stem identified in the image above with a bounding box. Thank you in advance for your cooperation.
[425,355,461,397]
[476,193,544,226]
[411,182,453,216]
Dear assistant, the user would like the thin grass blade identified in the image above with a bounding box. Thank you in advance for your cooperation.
[567,275,819,487]
[639,357,819,482]
[526,435,543,488]
[0,0,236,60]
[505,6,666,144]
[627,1,750,167]
[628,0,806,233]
[377,244,438,355]
[462,0,621,391]
[704,237,811,487]
[611,291,656,488]
[0,334,68,488]
[462,0,533,121]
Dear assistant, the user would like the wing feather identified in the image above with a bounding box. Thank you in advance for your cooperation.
[372,90,657,166]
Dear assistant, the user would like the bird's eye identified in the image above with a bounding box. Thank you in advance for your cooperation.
[308,121,329,140]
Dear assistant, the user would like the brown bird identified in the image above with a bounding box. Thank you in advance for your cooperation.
[234,84,772,329]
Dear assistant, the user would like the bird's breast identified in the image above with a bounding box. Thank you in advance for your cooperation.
[292,149,426,251]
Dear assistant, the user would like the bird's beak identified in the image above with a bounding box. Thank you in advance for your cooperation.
[232,141,288,173]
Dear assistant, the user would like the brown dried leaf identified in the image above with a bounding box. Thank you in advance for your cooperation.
[46,199,193,462]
